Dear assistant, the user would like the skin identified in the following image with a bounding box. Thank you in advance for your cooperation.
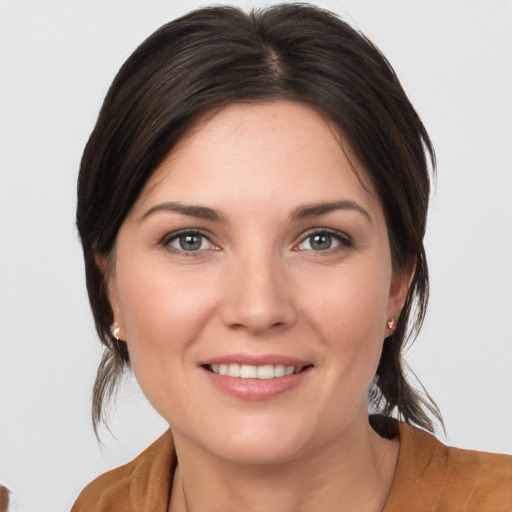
[106,102,411,512]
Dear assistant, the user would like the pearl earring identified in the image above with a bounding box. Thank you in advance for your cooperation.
[386,318,395,330]
[111,323,121,340]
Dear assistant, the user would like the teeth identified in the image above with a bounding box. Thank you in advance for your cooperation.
[274,365,286,377]
[285,365,295,376]
[208,363,303,379]
[240,365,257,378]
[257,365,274,380]
[226,363,240,377]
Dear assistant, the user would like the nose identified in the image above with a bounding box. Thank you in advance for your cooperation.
[220,251,297,335]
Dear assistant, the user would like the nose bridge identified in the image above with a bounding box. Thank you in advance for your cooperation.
[221,243,295,333]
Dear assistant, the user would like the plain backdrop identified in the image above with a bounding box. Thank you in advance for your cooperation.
[0,1,511,510]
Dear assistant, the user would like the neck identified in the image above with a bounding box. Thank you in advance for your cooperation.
[168,410,399,512]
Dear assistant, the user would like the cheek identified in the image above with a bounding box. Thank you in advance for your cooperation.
[305,264,391,338]
[302,264,391,385]
[115,262,219,364]
[113,263,223,421]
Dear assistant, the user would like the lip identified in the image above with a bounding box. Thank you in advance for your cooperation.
[200,353,311,367]
[199,353,313,401]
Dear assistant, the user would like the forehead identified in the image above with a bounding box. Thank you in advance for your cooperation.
[133,101,379,218]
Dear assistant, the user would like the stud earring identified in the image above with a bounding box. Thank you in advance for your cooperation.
[111,322,121,340]
[110,322,127,360]
[386,318,395,330]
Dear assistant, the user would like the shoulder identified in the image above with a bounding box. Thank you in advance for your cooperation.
[71,431,175,512]
[384,423,512,512]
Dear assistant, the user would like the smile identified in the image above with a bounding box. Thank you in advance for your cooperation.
[207,363,304,379]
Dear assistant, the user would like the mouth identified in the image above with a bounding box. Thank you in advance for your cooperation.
[204,363,311,379]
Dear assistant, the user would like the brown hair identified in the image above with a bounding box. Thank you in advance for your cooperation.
[76,3,442,436]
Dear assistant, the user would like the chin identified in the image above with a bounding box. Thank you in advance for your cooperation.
[177,412,317,466]
[212,432,310,466]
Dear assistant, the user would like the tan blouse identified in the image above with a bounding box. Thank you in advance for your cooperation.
[71,422,512,512]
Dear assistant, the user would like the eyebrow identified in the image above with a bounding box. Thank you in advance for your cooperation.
[139,199,371,224]
[139,202,225,222]
[290,200,372,223]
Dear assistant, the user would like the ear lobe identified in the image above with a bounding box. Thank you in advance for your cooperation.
[95,252,108,274]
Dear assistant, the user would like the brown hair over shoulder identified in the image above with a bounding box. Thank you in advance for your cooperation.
[76,3,442,436]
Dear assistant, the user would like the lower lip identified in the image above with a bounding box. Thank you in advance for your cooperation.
[202,367,313,400]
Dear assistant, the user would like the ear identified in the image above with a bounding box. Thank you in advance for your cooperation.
[385,258,415,336]
[95,252,126,341]
[95,252,108,273]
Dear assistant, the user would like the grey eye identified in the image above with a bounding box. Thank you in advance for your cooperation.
[308,233,333,251]
[167,232,212,252]
[179,234,203,251]
[297,230,351,252]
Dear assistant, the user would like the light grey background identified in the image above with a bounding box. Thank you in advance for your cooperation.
[0,1,511,511]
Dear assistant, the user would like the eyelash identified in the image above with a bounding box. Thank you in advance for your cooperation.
[161,228,352,255]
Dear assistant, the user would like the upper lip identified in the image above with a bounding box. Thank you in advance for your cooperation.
[199,353,312,368]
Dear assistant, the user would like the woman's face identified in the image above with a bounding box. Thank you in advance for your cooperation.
[108,101,408,464]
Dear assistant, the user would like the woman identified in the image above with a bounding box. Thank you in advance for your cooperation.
[71,4,512,511]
